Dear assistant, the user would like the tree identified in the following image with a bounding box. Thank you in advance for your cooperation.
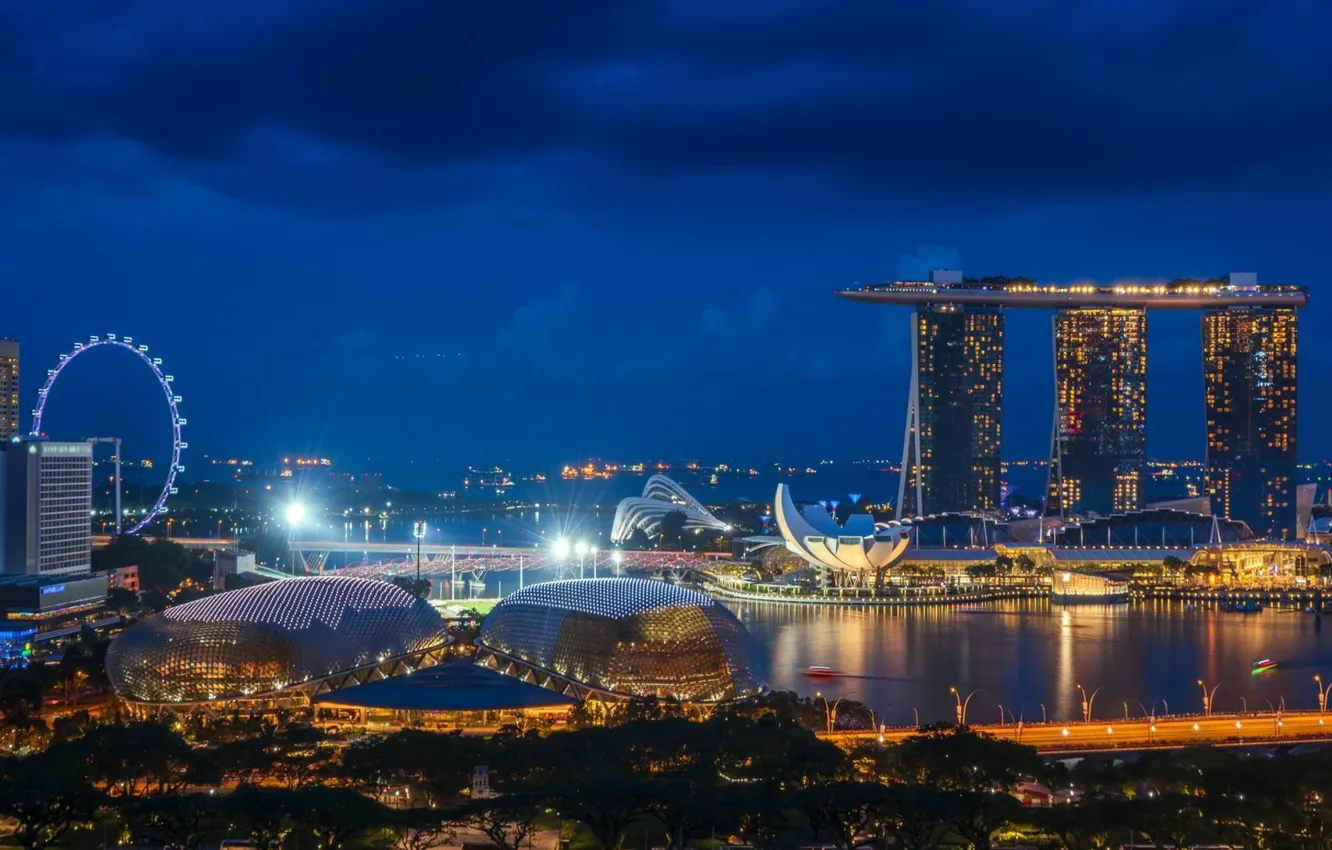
[0,755,102,850]
[643,778,739,850]
[940,789,1020,850]
[292,786,393,850]
[1015,554,1037,575]
[60,721,214,797]
[223,788,297,850]
[454,792,545,850]
[0,668,46,722]
[549,777,652,850]
[796,781,887,849]
[388,806,455,850]
[122,793,226,850]
[1033,798,1121,850]
[875,785,953,850]
[893,726,1041,792]
[1162,555,1185,577]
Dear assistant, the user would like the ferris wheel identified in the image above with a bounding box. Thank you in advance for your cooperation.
[30,334,186,535]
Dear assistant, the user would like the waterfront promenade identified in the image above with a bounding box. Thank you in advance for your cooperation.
[824,709,1332,754]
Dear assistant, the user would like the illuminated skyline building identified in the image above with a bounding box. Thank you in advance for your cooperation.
[1046,308,1147,517]
[1203,302,1298,538]
[899,296,1003,517]
[839,272,1306,520]
[2,439,93,576]
[0,339,16,442]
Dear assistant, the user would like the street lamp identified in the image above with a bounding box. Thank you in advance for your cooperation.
[1077,684,1103,723]
[950,686,980,726]
[612,550,623,574]
[1197,679,1222,717]
[815,691,843,734]
[285,502,306,525]
[575,541,588,579]
[1316,675,1332,714]
[591,546,598,579]
[412,520,427,584]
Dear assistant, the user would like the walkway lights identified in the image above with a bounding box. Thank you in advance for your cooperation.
[1316,675,1332,714]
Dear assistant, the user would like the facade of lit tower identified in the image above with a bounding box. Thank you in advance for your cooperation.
[0,339,17,442]
[1202,286,1298,538]
[1046,308,1147,517]
[899,276,1003,516]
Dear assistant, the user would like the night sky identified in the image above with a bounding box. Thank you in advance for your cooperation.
[4,2,1332,479]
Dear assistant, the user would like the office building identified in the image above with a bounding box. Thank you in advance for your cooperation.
[1047,308,1147,517]
[0,339,16,442]
[1203,287,1298,538]
[899,296,1003,516]
[2,440,94,576]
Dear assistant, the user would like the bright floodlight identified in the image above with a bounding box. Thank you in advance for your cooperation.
[285,502,306,525]
[552,538,571,558]
[575,541,589,557]
[612,551,623,564]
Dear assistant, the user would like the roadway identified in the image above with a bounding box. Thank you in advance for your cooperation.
[825,710,1332,754]
[92,535,239,551]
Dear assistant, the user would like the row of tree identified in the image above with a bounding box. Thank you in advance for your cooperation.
[6,699,1332,850]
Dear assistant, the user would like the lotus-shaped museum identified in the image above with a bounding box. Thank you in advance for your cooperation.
[774,483,910,576]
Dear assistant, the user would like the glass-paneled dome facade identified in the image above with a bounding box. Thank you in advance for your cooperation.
[476,578,763,702]
[107,576,446,704]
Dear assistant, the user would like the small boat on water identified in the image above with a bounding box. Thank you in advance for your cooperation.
[1224,599,1263,613]
[1252,658,1279,674]
[802,666,845,679]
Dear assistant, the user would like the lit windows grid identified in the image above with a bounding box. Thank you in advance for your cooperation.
[0,341,16,441]
[1049,308,1146,516]
[1203,307,1297,538]
[37,452,92,575]
[904,306,1003,515]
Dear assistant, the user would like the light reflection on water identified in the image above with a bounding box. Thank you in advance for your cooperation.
[727,599,1332,726]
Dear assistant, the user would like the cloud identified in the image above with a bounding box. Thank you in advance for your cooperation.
[3,2,1332,215]
[497,288,580,353]
[702,290,775,336]
[897,245,963,281]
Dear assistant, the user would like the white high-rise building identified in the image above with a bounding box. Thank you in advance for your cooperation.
[2,440,93,576]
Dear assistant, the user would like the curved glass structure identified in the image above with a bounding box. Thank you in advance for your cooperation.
[610,475,730,542]
[476,578,763,703]
[107,576,446,704]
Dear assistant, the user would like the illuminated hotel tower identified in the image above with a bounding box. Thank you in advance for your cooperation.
[1046,308,1147,517]
[1203,285,1298,538]
[898,271,1003,517]
[0,339,16,442]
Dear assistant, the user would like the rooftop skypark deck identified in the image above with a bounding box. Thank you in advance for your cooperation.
[836,278,1308,309]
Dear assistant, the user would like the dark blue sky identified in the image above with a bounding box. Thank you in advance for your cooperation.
[4,1,1332,477]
